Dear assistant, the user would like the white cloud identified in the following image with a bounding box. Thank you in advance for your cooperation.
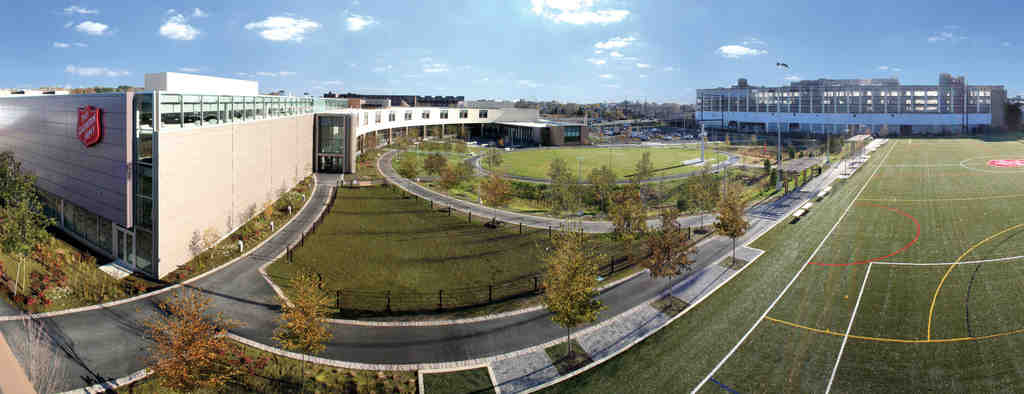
[518,79,542,88]
[599,73,614,79]
[594,49,603,55]
[64,5,98,14]
[594,36,636,50]
[323,80,343,85]
[372,65,394,72]
[663,66,677,72]
[245,16,321,42]
[586,58,607,65]
[193,8,207,18]
[892,67,902,72]
[742,37,765,46]
[75,21,108,35]
[278,71,296,76]
[784,75,800,81]
[928,30,966,43]
[178,67,200,73]
[53,42,70,48]
[255,72,277,77]
[877,66,889,71]
[620,56,638,61]
[609,51,623,57]
[63,21,73,28]
[345,13,377,31]
[160,13,199,40]
[419,57,433,63]
[639,74,647,78]
[236,72,251,77]
[878,65,901,72]
[530,0,629,25]
[74,42,87,47]
[422,63,449,73]
[65,65,129,77]
[716,44,766,58]
[636,63,650,68]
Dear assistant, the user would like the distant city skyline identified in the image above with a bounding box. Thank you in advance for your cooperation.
[0,0,1020,103]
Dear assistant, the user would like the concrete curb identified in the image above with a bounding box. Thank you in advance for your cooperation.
[0,176,321,323]
[60,368,151,394]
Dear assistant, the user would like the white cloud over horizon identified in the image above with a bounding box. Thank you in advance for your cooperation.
[636,63,650,68]
[160,13,199,40]
[599,73,614,79]
[75,21,108,35]
[64,5,98,15]
[609,51,623,57]
[193,8,207,18]
[245,16,321,42]
[594,36,636,50]
[586,58,606,65]
[53,42,70,48]
[345,13,377,31]
[65,65,129,77]
[530,0,629,25]
[179,67,200,72]
[717,44,766,58]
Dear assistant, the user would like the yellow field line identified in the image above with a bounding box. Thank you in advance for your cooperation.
[927,223,1024,340]
[765,316,1024,344]
[858,193,1024,203]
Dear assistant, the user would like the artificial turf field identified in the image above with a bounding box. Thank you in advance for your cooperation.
[543,136,1024,393]
[493,146,728,180]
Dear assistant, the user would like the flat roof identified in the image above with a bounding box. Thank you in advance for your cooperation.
[497,121,551,128]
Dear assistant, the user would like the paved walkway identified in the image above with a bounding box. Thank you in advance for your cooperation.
[0,330,36,394]
[0,159,836,392]
[379,150,715,233]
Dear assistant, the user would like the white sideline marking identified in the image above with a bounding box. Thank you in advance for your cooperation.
[691,140,895,393]
[825,262,873,393]
[874,254,1024,266]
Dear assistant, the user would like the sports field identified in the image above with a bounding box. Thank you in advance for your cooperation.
[543,136,1024,393]
[492,146,727,180]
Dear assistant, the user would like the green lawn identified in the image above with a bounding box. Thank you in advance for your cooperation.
[492,147,727,180]
[266,185,630,315]
[422,368,495,394]
[543,137,1024,393]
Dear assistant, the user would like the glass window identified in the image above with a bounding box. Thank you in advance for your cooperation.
[97,216,112,254]
[135,229,154,276]
[459,110,468,119]
[136,165,153,198]
[480,110,488,118]
[159,93,182,128]
[440,110,448,119]
[422,110,430,119]
[375,111,381,123]
[389,111,396,121]
[405,110,413,120]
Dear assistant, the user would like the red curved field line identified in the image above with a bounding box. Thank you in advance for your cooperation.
[808,202,920,267]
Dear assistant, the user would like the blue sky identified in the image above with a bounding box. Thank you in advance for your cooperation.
[1,0,1021,103]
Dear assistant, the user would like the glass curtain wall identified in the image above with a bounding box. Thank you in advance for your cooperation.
[134,93,157,276]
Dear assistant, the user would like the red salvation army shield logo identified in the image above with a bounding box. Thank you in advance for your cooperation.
[987,159,1024,168]
[77,106,103,147]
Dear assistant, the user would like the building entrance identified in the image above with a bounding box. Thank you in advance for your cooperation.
[317,155,345,173]
[114,226,134,269]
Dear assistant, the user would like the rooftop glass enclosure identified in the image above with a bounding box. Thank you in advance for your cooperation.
[150,93,348,129]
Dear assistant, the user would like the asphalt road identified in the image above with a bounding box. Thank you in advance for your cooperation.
[0,162,832,392]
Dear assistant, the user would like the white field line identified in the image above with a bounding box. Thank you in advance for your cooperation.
[691,140,895,393]
[874,254,1024,266]
[825,262,873,393]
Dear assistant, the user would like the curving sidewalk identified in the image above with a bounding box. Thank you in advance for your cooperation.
[379,149,717,234]
[0,156,827,393]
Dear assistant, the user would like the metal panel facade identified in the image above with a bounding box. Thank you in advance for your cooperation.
[0,94,131,226]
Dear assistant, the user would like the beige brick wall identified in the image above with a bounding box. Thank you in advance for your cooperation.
[156,115,313,277]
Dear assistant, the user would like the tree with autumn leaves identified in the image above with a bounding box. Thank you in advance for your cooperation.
[543,221,604,358]
[143,289,243,392]
[714,181,749,268]
[644,207,696,284]
[274,270,333,376]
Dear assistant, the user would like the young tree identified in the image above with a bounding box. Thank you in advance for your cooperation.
[632,151,655,183]
[689,164,720,228]
[644,208,695,282]
[483,148,503,170]
[396,154,420,180]
[454,160,475,183]
[587,165,617,213]
[479,171,511,210]
[714,182,750,268]
[547,158,577,214]
[763,158,771,176]
[274,270,333,379]
[143,289,242,392]
[422,153,447,177]
[0,152,53,295]
[437,164,461,192]
[543,221,604,358]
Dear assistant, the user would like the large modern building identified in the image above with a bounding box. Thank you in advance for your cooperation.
[697,74,1007,135]
[0,72,589,278]
[323,92,465,107]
